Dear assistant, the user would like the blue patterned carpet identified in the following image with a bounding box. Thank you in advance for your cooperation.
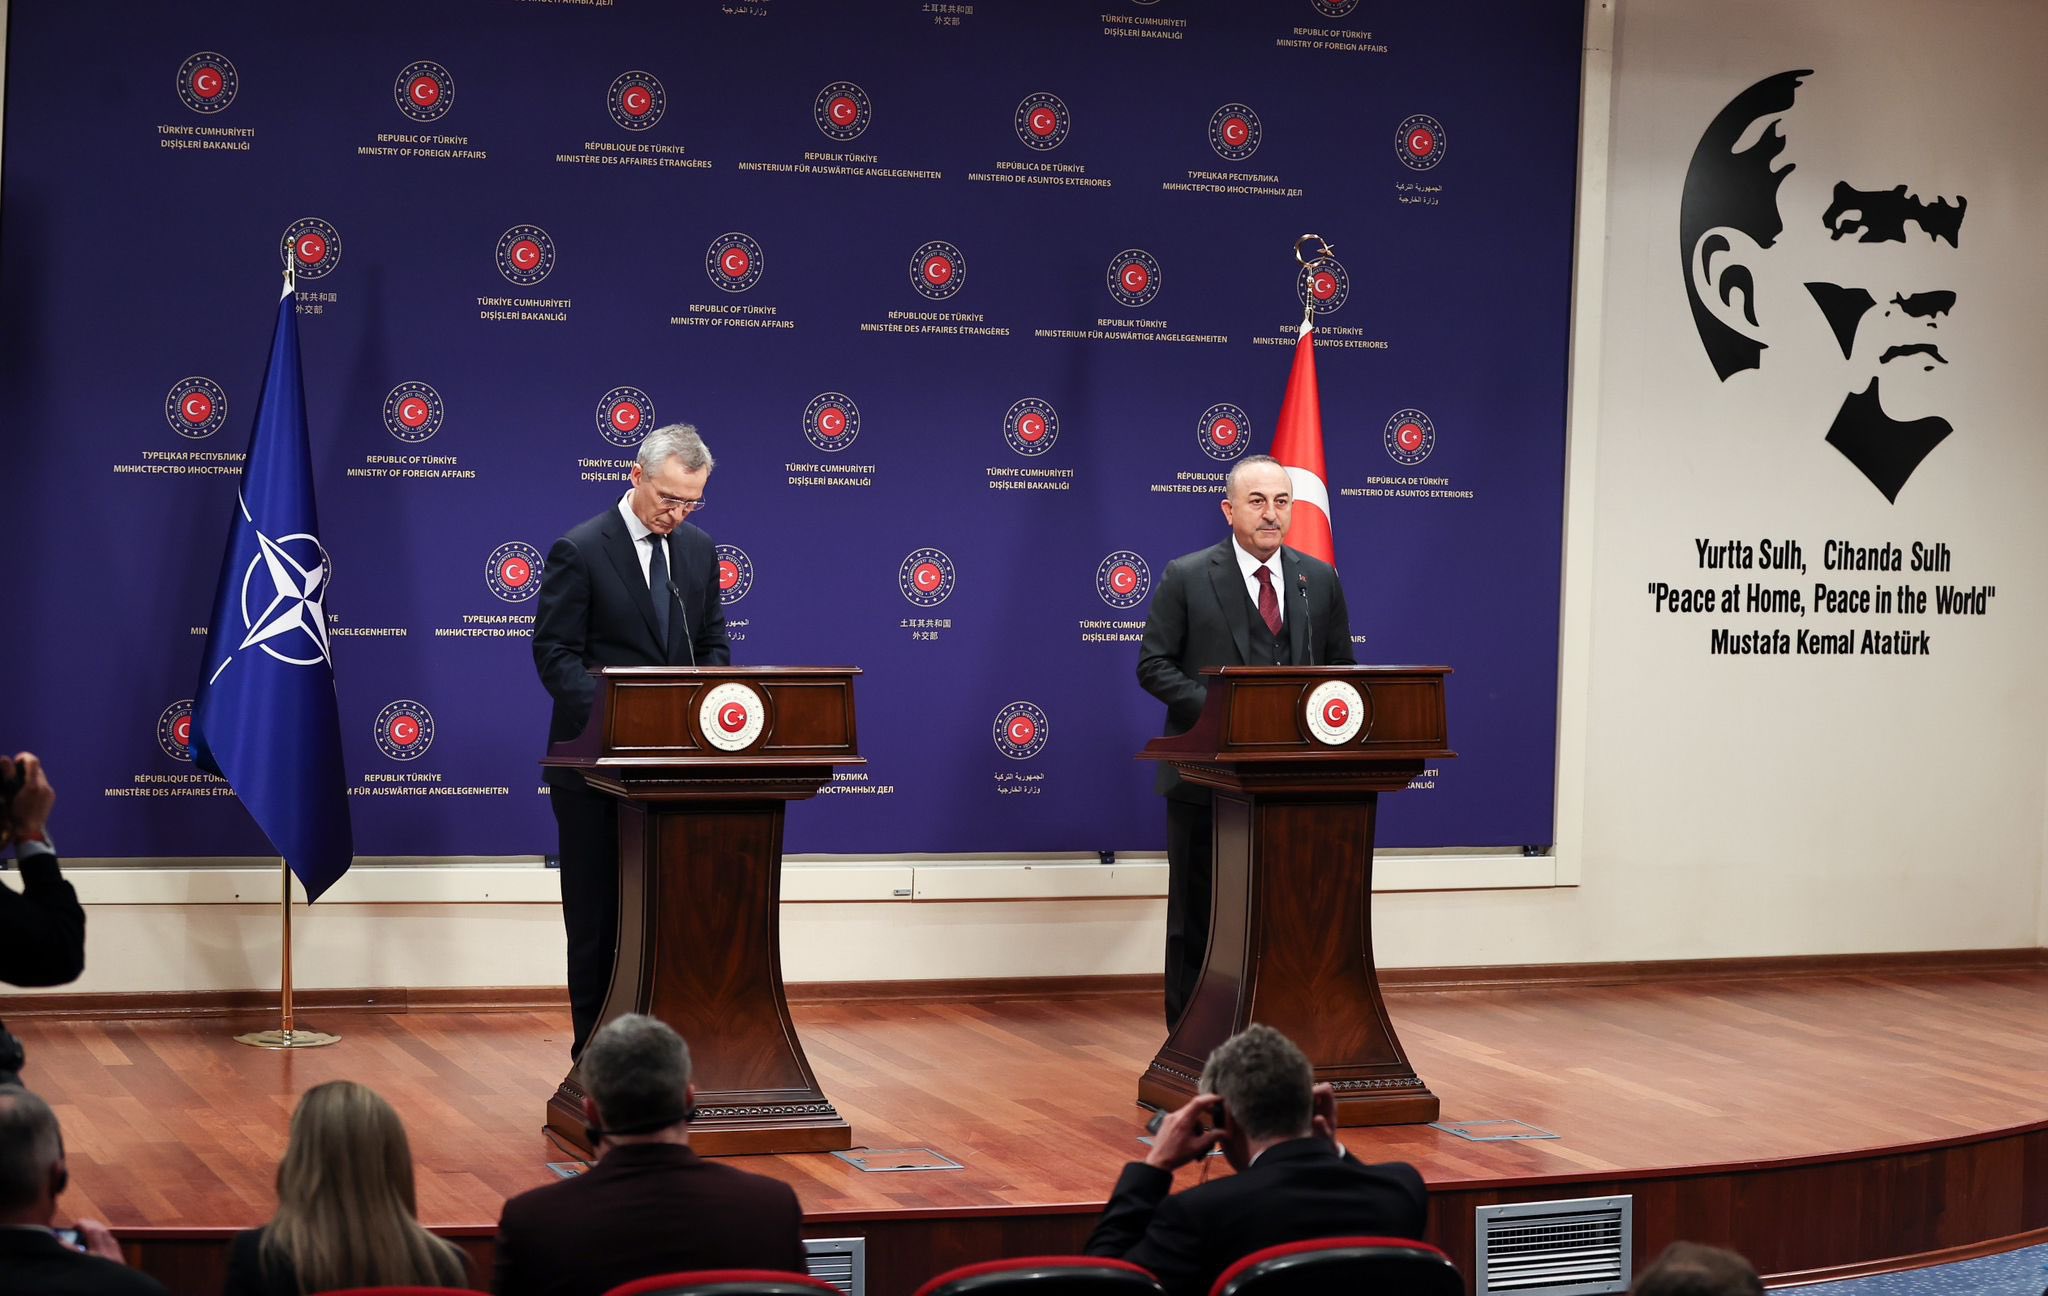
[1779,1242,2048,1296]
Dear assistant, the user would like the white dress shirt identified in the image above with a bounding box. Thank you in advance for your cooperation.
[1232,539,1286,626]
[616,492,664,587]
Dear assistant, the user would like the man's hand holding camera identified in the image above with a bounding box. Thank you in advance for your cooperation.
[1143,1093,1228,1172]
[0,751,55,850]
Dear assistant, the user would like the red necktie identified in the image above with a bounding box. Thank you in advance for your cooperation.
[1255,566,1284,638]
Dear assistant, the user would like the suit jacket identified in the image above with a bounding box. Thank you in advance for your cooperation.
[493,1142,808,1296]
[1136,540,1355,801]
[1084,1138,1427,1296]
[0,849,86,987]
[0,1228,169,1296]
[533,506,731,784]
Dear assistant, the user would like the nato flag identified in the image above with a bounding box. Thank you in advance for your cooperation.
[191,277,354,900]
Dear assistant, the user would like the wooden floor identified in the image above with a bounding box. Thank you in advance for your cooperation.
[14,964,2048,1290]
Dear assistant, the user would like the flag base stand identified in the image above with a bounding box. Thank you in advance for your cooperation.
[233,1027,340,1049]
[232,857,339,1050]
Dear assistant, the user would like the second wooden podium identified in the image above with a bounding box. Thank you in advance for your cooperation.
[541,666,860,1157]
[1138,665,1454,1127]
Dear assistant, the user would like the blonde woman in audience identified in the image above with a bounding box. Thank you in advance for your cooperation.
[223,1080,467,1296]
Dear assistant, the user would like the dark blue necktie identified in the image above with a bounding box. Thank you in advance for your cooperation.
[648,534,671,649]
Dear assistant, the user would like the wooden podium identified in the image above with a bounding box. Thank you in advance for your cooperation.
[1138,665,1454,1126]
[540,666,861,1158]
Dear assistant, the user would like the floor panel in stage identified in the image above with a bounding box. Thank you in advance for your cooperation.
[16,963,2048,1235]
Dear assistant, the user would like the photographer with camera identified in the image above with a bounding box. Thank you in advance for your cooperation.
[1,752,86,988]
[1084,1025,1428,1296]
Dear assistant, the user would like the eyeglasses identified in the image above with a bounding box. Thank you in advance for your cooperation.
[653,494,707,516]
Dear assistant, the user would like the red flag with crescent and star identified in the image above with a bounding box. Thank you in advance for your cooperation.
[1269,314,1334,565]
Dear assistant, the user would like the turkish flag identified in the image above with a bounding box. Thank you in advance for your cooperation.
[1269,318,1334,565]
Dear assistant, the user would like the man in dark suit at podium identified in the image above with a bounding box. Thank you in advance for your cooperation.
[1137,456,1354,1026]
[534,425,731,1058]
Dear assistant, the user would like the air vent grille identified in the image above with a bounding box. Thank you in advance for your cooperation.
[805,1235,865,1296]
[1476,1196,1630,1295]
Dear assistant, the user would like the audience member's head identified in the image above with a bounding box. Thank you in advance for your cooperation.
[0,1085,64,1227]
[1199,1023,1316,1166]
[261,1080,465,1292]
[1632,1241,1764,1296]
[580,1013,697,1147]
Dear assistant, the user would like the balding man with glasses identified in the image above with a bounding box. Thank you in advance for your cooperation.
[535,424,731,1058]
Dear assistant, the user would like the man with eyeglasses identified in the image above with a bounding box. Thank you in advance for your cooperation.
[535,424,731,1058]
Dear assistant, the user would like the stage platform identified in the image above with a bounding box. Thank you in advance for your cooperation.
[12,955,2048,1294]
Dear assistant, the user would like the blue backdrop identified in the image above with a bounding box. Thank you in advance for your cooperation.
[0,0,1578,859]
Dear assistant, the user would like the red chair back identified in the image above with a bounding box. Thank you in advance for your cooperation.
[605,1271,845,1296]
[914,1255,1166,1296]
[1209,1237,1462,1296]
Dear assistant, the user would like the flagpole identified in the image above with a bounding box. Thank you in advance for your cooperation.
[232,251,340,1050]
[1293,232,1332,333]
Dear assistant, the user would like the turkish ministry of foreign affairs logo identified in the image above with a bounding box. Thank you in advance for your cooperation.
[383,382,444,444]
[715,545,755,605]
[281,218,342,280]
[1311,0,1362,17]
[1198,403,1251,462]
[707,232,765,293]
[497,225,557,286]
[157,699,196,762]
[1108,249,1162,309]
[815,81,873,140]
[899,548,957,607]
[1096,551,1151,610]
[1209,104,1262,161]
[608,71,667,131]
[1397,114,1447,171]
[597,386,654,447]
[373,700,436,761]
[395,61,454,122]
[803,393,861,452]
[166,377,229,440]
[1297,256,1351,314]
[1384,409,1437,466]
[911,241,966,300]
[177,52,238,114]
[1016,93,1071,151]
[1304,680,1367,745]
[699,682,767,753]
[485,541,544,602]
[1003,398,1060,457]
[993,701,1049,760]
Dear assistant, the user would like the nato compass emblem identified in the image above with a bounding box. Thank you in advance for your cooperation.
[716,544,755,605]
[282,218,342,280]
[1015,92,1071,151]
[1397,114,1447,171]
[1311,0,1362,17]
[373,700,436,761]
[1384,409,1437,466]
[485,541,544,603]
[235,527,335,666]
[1108,249,1162,309]
[815,81,873,141]
[707,232,765,293]
[911,241,966,300]
[608,71,667,131]
[394,61,454,122]
[497,225,556,286]
[993,701,1049,761]
[157,700,196,762]
[166,377,229,440]
[383,382,445,444]
[1209,104,1262,162]
[1297,256,1351,314]
[177,52,238,114]
[1198,403,1251,462]
[1096,551,1151,610]
[899,548,957,607]
[803,392,861,453]
[596,386,654,448]
[1003,397,1060,457]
